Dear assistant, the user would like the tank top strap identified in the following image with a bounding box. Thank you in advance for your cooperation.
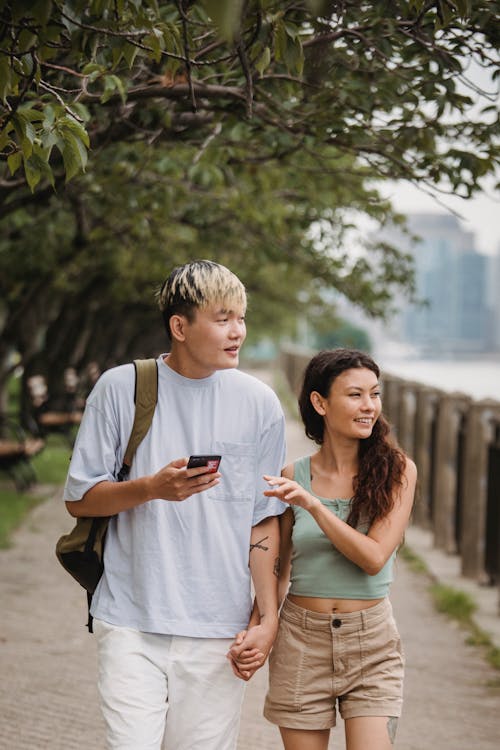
[293,456,312,490]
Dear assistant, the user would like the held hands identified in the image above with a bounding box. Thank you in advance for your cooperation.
[227,619,278,681]
[263,475,319,511]
[146,457,221,502]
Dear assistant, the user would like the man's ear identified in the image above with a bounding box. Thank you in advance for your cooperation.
[169,314,187,342]
[310,391,326,416]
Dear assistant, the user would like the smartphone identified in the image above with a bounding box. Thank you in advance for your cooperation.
[187,455,221,473]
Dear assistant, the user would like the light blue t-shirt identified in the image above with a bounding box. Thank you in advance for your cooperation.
[64,355,286,637]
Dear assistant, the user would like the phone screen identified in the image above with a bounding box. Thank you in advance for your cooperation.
[187,455,221,472]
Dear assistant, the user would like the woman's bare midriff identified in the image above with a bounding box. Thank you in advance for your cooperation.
[288,593,384,614]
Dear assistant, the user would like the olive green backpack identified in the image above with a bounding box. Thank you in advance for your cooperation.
[55,358,158,630]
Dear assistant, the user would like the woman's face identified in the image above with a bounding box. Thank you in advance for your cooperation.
[312,366,382,440]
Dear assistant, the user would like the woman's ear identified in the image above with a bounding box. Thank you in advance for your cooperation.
[169,314,187,343]
[310,391,326,416]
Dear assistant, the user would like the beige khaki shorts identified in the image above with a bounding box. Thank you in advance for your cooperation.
[264,597,404,730]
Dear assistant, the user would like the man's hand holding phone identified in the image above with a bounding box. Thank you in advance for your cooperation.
[147,455,221,502]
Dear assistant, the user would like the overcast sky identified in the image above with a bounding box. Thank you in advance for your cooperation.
[380,55,499,258]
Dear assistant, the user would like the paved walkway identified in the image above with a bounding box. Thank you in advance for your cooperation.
[1,384,500,749]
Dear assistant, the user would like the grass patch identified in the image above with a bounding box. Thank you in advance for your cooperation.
[399,543,430,576]
[31,435,72,484]
[0,487,46,548]
[487,646,500,670]
[400,545,500,675]
[430,583,477,624]
[0,434,71,548]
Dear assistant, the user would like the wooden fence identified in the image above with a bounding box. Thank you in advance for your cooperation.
[279,346,500,599]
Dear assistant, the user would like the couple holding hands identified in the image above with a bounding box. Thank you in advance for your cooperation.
[64,260,416,750]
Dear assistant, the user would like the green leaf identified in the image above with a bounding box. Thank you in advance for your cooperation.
[454,0,472,18]
[283,37,304,76]
[123,43,140,69]
[12,113,36,158]
[61,131,88,181]
[0,128,11,150]
[7,150,23,176]
[59,115,90,147]
[82,63,104,76]
[437,1,455,27]
[202,0,244,41]
[22,155,41,192]
[144,28,164,64]
[29,0,53,25]
[19,107,44,123]
[255,46,271,77]
[18,30,38,53]
[31,143,55,186]
[101,74,126,104]
[274,19,288,63]
[0,55,12,102]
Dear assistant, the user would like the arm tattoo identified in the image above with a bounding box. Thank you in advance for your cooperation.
[273,557,281,578]
[387,717,398,744]
[249,535,269,552]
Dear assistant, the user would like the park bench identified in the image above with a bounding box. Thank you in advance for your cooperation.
[0,417,45,491]
[27,372,83,447]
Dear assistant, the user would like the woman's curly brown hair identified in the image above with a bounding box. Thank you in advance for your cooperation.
[298,349,406,528]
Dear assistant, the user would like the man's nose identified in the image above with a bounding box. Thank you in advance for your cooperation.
[229,320,243,337]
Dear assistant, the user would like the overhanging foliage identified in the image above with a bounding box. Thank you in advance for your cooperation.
[0,1,498,416]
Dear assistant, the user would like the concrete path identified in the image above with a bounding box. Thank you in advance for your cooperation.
[1,394,500,749]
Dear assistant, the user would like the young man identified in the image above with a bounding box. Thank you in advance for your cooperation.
[63,260,286,750]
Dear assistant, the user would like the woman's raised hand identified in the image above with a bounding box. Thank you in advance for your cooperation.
[263,475,318,511]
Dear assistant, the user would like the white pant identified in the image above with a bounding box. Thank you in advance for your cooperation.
[93,618,246,750]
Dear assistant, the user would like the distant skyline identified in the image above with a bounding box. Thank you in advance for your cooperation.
[381,177,500,257]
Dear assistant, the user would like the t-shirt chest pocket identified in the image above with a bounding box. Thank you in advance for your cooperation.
[211,441,256,502]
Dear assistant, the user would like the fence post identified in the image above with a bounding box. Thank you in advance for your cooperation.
[381,373,403,439]
[399,381,420,458]
[413,385,440,528]
[432,393,471,554]
[461,400,500,581]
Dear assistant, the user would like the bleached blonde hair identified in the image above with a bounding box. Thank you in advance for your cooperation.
[157,260,246,340]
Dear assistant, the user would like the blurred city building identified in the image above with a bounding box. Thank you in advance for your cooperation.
[378,213,498,357]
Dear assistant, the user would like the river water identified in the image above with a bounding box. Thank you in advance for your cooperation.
[380,357,500,402]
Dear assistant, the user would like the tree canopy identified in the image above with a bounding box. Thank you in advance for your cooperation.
[0,1,499,417]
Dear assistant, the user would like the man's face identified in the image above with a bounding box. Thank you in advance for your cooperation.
[173,303,247,378]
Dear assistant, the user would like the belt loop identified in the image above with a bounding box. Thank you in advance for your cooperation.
[360,608,367,630]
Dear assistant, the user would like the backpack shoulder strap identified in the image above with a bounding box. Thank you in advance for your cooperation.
[120,358,158,475]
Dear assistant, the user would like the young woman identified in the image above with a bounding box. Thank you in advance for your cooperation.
[263,348,417,750]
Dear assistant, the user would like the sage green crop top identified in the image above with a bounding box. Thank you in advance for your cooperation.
[288,456,394,599]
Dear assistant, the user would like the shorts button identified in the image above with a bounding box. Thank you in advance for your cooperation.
[332,618,342,628]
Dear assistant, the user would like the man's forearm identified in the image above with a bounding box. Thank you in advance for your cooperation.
[65,476,153,518]
[249,515,280,627]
